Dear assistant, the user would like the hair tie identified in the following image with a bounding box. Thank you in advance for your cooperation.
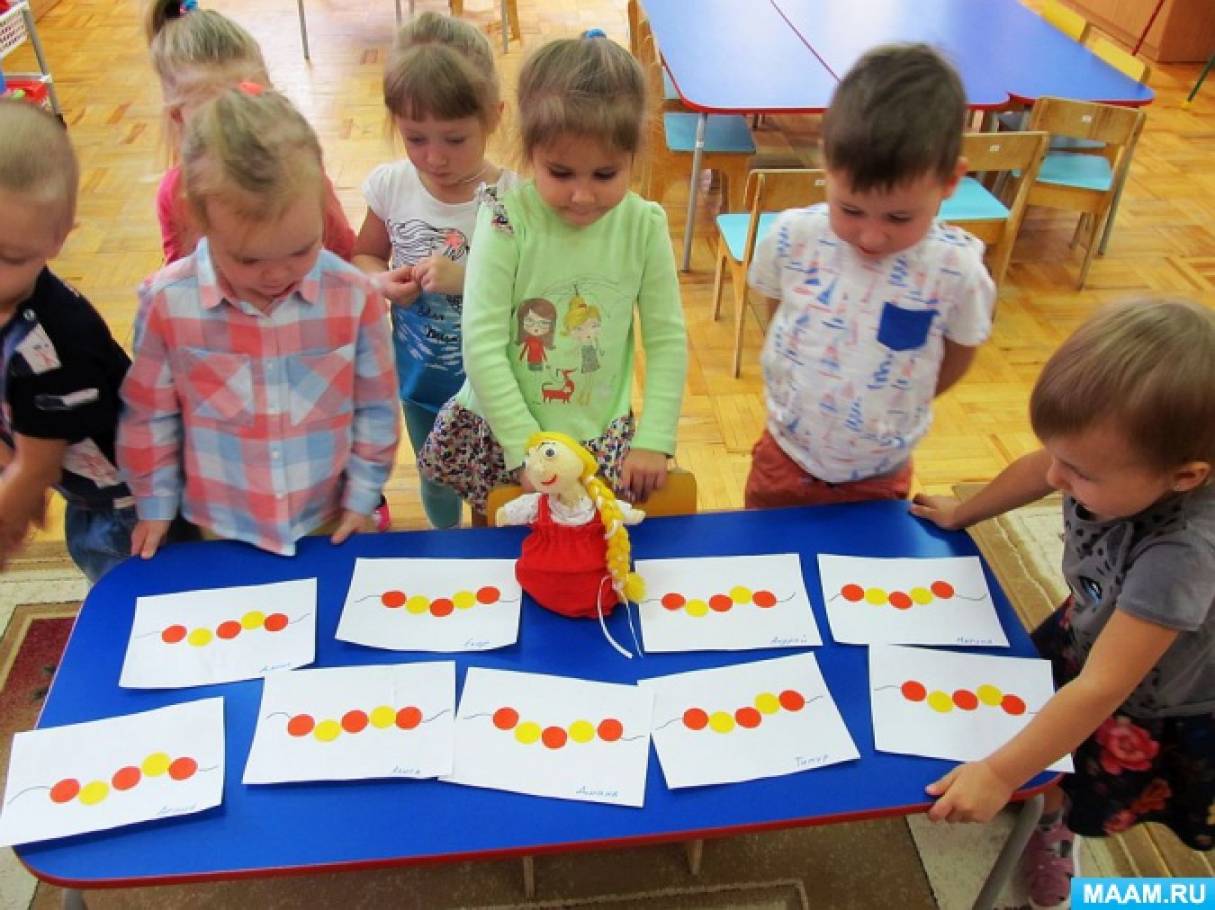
[582,28,606,39]
[179,0,198,14]
[237,81,265,96]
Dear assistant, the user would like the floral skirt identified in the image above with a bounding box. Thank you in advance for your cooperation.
[1032,598,1215,850]
[416,401,635,515]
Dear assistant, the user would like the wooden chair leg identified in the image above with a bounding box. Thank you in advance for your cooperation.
[987,230,1013,290]
[507,0,521,40]
[731,272,749,378]
[711,239,729,320]
[685,838,704,876]
[1077,210,1105,289]
[521,855,535,898]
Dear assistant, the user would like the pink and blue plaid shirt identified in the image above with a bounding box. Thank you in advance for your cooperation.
[118,240,400,556]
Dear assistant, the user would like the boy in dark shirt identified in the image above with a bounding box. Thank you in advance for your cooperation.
[0,99,190,581]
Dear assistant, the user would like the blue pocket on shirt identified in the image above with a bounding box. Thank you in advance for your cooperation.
[876,302,935,352]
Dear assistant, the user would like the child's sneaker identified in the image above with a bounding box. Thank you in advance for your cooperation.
[1022,815,1078,909]
[373,495,392,532]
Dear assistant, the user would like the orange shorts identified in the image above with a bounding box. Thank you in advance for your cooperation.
[744,430,913,509]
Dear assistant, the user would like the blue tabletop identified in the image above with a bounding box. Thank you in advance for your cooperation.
[18,502,1056,887]
[643,0,838,113]
[772,0,1152,108]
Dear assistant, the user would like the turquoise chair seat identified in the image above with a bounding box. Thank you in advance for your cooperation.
[939,176,1010,222]
[663,112,756,154]
[716,212,777,261]
[1037,151,1113,191]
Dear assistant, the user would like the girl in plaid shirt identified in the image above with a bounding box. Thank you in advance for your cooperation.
[118,87,400,558]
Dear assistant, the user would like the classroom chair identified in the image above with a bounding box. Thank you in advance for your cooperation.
[449,0,521,46]
[710,168,827,378]
[939,131,1050,290]
[1025,96,1145,288]
[486,467,698,526]
[634,24,755,214]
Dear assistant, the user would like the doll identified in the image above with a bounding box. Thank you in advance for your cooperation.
[495,431,645,619]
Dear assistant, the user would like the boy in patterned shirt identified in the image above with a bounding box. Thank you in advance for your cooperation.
[0,100,194,581]
[745,44,995,509]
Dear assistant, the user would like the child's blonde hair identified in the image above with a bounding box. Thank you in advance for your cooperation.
[525,431,645,603]
[181,87,324,225]
[1031,299,1215,470]
[144,1,269,152]
[516,33,647,161]
[383,11,500,127]
[0,99,78,233]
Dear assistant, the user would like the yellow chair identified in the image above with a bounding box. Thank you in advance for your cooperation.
[635,23,755,214]
[1090,34,1151,82]
[1042,0,1090,41]
[711,169,827,378]
[1026,96,1145,288]
[939,131,1051,290]
[486,467,698,526]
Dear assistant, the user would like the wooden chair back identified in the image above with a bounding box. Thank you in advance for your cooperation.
[1027,96,1144,169]
[486,467,698,527]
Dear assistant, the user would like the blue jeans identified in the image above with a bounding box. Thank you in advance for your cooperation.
[64,503,199,584]
[404,401,462,529]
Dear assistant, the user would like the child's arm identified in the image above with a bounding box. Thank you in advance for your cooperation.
[935,338,977,397]
[626,205,688,501]
[926,610,1179,822]
[0,434,63,568]
[117,290,184,559]
[351,210,420,306]
[413,255,465,296]
[462,206,543,470]
[910,449,1055,530]
[332,284,401,544]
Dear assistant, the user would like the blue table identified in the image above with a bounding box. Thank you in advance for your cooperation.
[771,0,1154,107]
[18,503,1054,905]
[642,0,839,270]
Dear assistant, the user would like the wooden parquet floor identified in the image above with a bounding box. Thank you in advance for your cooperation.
[8,0,1215,540]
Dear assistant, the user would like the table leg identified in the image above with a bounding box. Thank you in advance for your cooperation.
[679,113,707,272]
[296,0,310,61]
[685,838,704,876]
[62,889,87,910]
[521,855,536,898]
[971,793,1043,910]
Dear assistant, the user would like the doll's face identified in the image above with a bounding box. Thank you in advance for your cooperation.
[522,310,552,337]
[524,440,586,496]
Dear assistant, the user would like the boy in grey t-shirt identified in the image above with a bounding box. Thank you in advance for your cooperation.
[911,299,1215,908]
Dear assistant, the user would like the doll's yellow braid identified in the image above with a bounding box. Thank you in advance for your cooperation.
[525,431,645,603]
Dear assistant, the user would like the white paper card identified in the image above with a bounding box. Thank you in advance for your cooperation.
[818,554,1008,647]
[446,668,653,807]
[243,662,455,784]
[636,554,822,652]
[120,579,317,689]
[336,559,522,652]
[0,698,225,846]
[869,645,1073,772]
[639,653,858,788]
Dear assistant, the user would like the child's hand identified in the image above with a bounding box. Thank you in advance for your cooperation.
[909,493,965,530]
[412,255,465,296]
[330,509,369,545]
[372,266,421,307]
[131,519,171,560]
[925,761,1016,823]
[620,448,669,504]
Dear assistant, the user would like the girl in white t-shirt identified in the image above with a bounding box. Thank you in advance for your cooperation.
[353,11,516,529]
